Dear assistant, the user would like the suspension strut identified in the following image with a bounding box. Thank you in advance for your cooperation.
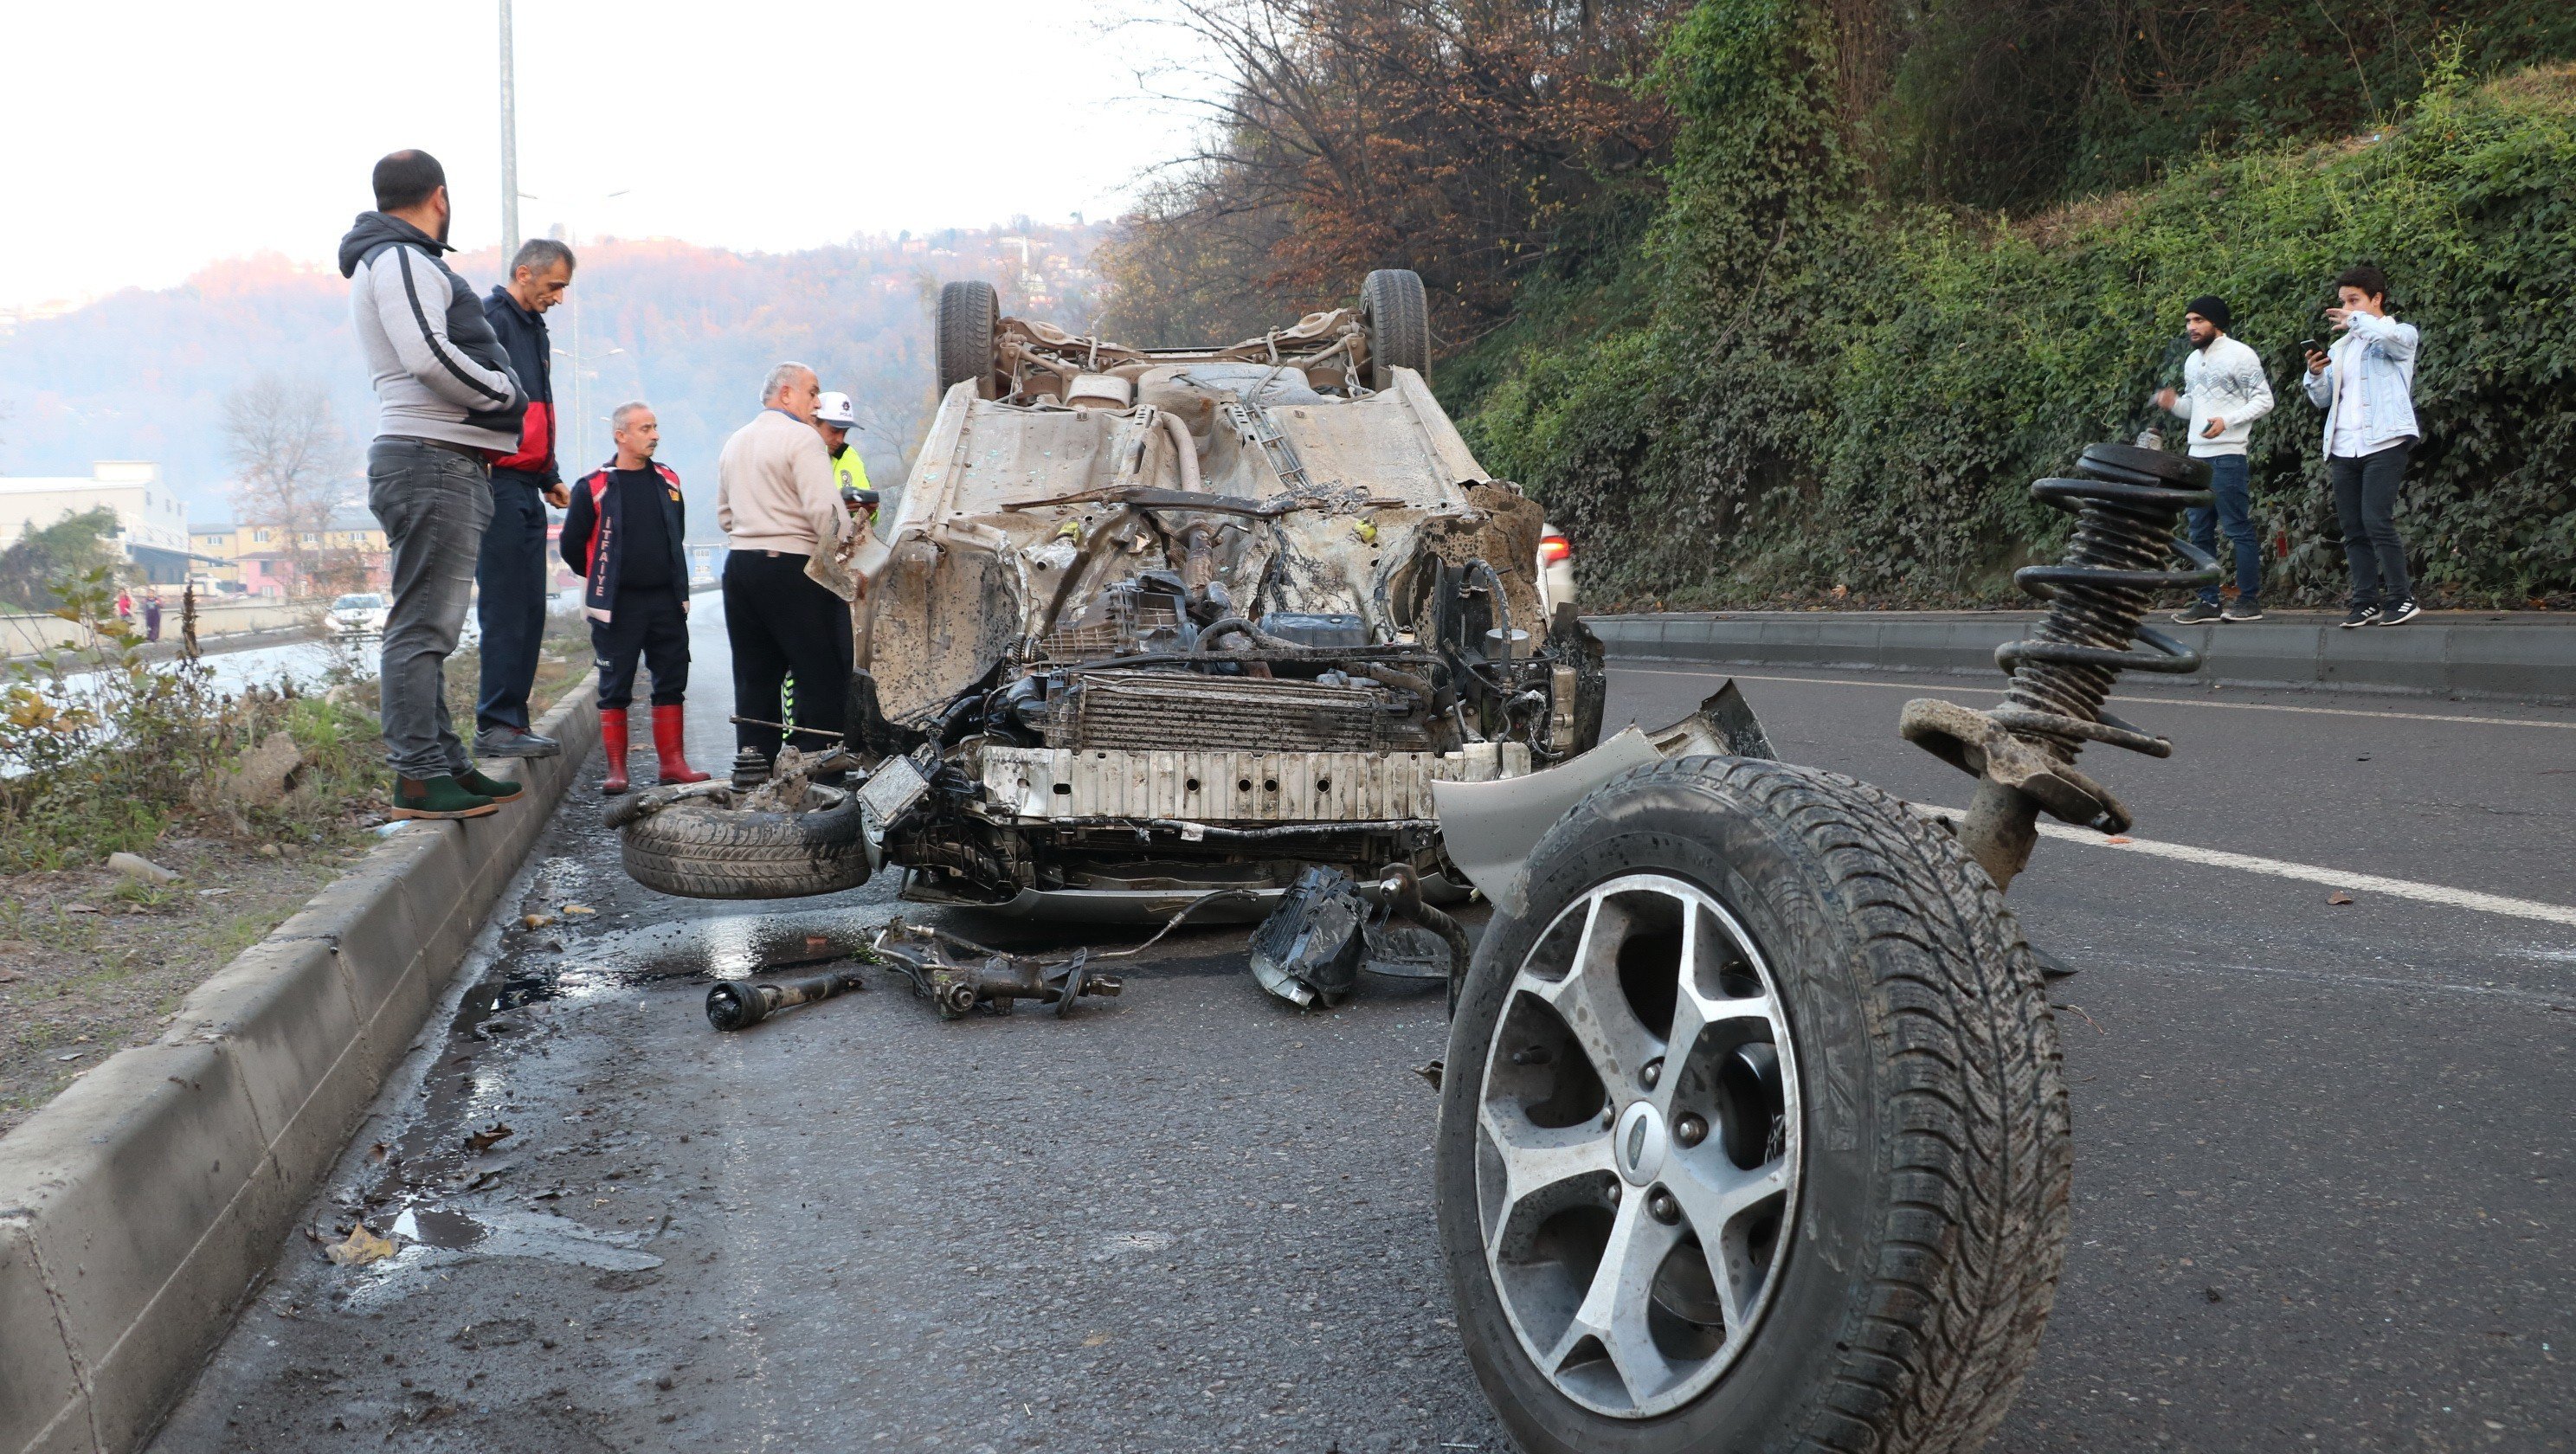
[1900,442,2219,890]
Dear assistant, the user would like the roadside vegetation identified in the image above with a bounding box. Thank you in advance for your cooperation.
[1107,1,2576,608]
[0,569,591,1133]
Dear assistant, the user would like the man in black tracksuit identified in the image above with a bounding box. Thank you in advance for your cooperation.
[562,402,709,795]
[475,239,576,758]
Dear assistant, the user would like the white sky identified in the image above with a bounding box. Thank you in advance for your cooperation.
[0,1,1215,309]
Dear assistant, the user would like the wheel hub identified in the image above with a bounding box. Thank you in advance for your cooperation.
[1473,873,1801,1419]
[1614,1101,1666,1186]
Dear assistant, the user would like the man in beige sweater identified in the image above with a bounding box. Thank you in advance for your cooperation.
[717,363,855,765]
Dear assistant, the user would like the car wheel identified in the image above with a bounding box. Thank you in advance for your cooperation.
[1360,269,1432,391]
[937,280,1000,398]
[615,782,873,900]
[1438,756,2068,1454]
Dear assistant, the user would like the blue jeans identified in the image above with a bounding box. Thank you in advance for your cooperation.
[474,470,551,733]
[368,438,493,779]
[2186,453,2259,608]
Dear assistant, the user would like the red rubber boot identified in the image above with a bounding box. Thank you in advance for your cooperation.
[598,708,631,795]
[653,703,710,785]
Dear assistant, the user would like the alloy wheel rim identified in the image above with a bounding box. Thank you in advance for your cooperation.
[1474,873,1801,1418]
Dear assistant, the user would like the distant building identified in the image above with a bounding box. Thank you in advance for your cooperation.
[0,461,193,582]
[192,504,389,598]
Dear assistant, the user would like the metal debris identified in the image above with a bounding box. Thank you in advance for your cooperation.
[705,962,870,1031]
[1247,864,1471,1009]
[869,921,1121,1019]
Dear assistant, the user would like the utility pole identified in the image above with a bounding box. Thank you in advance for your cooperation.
[499,0,519,264]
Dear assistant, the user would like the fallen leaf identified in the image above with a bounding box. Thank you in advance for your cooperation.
[0,968,20,984]
[325,1223,396,1267]
[2104,835,2133,845]
[560,904,596,917]
[2328,891,2354,906]
[1081,1333,1110,1347]
[521,913,556,930]
[464,1122,514,1153]
[54,1051,83,1062]
[369,1142,389,1161]
[64,904,100,915]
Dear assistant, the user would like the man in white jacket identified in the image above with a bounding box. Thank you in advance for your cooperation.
[338,151,530,820]
[715,364,855,767]
[2302,264,2424,627]
[2154,294,2274,623]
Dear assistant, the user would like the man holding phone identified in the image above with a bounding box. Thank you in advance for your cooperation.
[2303,264,2423,627]
[2154,294,2273,623]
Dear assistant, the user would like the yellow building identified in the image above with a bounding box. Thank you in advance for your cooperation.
[190,507,389,598]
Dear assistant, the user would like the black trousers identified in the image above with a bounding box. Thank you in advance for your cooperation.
[722,550,851,760]
[589,587,690,710]
[474,471,551,732]
[2328,443,2413,608]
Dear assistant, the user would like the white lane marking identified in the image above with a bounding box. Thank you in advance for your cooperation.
[1617,666,2576,730]
[2132,960,2573,1008]
[1917,807,2576,928]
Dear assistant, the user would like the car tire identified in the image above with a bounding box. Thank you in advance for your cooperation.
[615,782,873,900]
[937,280,1000,398]
[1437,756,2068,1454]
[1360,269,1432,391]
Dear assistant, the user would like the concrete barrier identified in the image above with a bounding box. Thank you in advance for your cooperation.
[0,603,317,662]
[1587,609,2576,704]
[0,680,600,1454]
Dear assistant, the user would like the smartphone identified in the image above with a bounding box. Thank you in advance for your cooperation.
[2297,338,2322,357]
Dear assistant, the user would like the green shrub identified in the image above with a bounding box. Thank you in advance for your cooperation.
[0,572,389,870]
[1465,27,2576,610]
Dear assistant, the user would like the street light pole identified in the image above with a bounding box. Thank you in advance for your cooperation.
[499,0,519,264]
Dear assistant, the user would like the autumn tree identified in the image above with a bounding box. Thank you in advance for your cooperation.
[1100,0,1691,347]
[222,375,359,596]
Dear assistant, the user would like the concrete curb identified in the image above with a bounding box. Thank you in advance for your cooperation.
[1587,610,2576,704]
[0,679,602,1454]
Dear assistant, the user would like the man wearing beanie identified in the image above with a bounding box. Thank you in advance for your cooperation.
[2154,294,2274,622]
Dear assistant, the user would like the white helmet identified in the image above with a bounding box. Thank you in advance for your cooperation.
[815,391,858,428]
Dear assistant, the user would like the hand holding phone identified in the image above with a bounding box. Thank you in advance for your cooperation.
[2201,417,2225,440]
[2300,338,2327,375]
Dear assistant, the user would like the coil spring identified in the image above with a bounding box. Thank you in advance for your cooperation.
[1992,442,2219,761]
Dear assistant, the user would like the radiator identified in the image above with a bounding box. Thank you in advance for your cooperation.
[1041,670,1433,754]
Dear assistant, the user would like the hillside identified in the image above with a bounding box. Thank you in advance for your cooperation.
[1460,48,2576,609]
[0,222,1107,534]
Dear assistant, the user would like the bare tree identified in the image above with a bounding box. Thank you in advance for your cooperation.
[222,375,357,597]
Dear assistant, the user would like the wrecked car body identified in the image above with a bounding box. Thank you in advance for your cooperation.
[725,272,1610,920]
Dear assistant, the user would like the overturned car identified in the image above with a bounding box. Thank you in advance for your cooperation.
[618,271,1604,919]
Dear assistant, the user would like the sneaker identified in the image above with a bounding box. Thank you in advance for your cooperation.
[2340,605,2380,628]
[458,769,524,802]
[2173,601,2224,624]
[2376,599,2422,626]
[390,774,499,820]
[474,726,563,759]
[2220,601,2264,622]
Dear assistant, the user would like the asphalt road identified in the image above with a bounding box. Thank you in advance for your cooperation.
[151,604,2574,1453]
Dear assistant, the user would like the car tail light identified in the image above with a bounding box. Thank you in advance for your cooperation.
[1538,531,1573,564]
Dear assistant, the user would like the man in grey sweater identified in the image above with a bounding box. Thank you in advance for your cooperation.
[2154,294,2274,623]
[338,150,530,820]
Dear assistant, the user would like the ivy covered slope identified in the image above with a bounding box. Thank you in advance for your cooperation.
[1462,12,2576,611]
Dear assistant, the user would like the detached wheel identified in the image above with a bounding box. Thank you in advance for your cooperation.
[1360,268,1431,390]
[1438,757,2068,1453]
[937,280,999,397]
[617,782,873,900]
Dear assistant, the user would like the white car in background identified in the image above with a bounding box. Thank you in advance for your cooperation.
[1536,521,1575,617]
[326,593,389,638]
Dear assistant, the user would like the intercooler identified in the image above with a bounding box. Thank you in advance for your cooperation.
[1041,670,1433,754]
